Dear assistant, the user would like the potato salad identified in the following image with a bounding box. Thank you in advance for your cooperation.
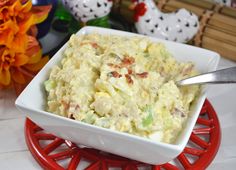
[44,33,200,143]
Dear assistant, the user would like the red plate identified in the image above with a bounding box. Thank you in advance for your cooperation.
[25,99,221,170]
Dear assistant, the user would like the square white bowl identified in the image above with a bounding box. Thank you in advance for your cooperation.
[15,26,220,165]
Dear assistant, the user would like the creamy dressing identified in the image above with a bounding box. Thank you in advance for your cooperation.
[45,33,200,143]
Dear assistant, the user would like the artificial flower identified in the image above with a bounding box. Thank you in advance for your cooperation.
[0,0,51,94]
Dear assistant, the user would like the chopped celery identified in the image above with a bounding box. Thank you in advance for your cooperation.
[44,80,56,92]
[142,105,153,127]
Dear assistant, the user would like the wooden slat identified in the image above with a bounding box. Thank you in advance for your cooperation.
[179,0,214,10]
[162,5,177,12]
[202,36,236,61]
[211,13,236,27]
[165,0,205,16]
[204,27,236,46]
[207,21,236,37]
[206,24,236,37]
[220,6,236,18]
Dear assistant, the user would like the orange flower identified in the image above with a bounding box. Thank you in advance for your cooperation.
[0,20,19,48]
[0,0,11,8]
[0,0,51,94]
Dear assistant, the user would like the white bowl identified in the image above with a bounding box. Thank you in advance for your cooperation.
[15,26,220,165]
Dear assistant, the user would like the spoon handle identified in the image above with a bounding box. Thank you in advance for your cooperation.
[177,66,236,86]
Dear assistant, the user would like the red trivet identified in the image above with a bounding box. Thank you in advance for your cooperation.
[25,99,221,170]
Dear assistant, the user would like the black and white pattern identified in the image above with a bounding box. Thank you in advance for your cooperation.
[210,0,232,6]
[62,0,113,22]
[134,0,199,43]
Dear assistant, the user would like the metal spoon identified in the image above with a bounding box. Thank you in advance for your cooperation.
[177,66,236,86]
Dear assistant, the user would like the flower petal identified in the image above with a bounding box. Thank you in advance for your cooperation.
[24,56,49,72]
[27,35,39,49]
[21,0,32,13]
[27,49,42,64]
[25,36,41,58]
[0,0,9,8]
[31,5,52,24]
[11,68,26,84]
[0,20,19,47]
[0,69,10,86]
[9,0,32,15]
[27,25,38,37]
[1,47,15,68]
[18,14,35,34]
[0,6,10,20]
[13,53,29,66]
[11,33,28,53]
[26,45,40,59]
[9,0,22,16]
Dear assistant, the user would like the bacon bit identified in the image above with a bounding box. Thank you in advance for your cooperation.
[125,74,133,84]
[108,56,135,69]
[110,71,122,78]
[90,42,99,48]
[127,68,133,74]
[62,101,80,112]
[107,63,121,69]
[122,56,135,66]
[80,42,99,49]
[136,72,148,78]
[61,100,70,110]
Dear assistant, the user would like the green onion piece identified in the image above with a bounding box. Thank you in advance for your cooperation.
[142,105,153,127]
